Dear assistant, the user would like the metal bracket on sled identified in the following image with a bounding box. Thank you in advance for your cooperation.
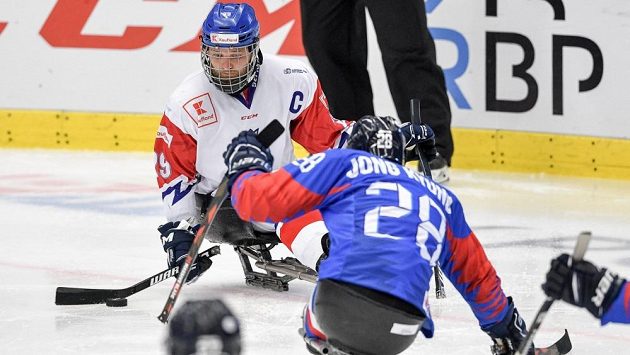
[234,244,318,292]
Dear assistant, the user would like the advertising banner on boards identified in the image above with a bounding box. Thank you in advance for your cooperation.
[0,0,628,139]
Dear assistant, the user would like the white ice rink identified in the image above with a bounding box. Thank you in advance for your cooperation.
[1,149,629,354]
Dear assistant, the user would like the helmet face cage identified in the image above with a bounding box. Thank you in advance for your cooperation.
[201,41,259,94]
[347,116,406,165]
[200,3,260,94]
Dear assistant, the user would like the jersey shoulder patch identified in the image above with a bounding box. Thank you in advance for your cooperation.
[167,70,219,129]
[182,92,218,128]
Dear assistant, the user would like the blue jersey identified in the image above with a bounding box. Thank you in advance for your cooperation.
[602,281,630,325]
[231,149,509,337]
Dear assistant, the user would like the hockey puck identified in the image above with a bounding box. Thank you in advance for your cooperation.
[105,298,128,307]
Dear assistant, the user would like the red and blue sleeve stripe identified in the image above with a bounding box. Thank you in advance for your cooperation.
[231,168,326,224]
[441,227,509,327]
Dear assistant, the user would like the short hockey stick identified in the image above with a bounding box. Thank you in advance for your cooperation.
[157,119,285,323]
[55,246,221,305]
[516,231,592,355]
[410,98,446,299]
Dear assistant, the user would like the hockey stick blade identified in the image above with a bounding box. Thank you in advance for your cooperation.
[516,231,592,354]
[534,329,572,355]
[157,120,285,323]
[55,246,220,305]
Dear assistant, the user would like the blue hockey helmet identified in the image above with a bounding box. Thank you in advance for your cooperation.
[347,115,406,165]
[200,3,260,94]
[167,299,241,355]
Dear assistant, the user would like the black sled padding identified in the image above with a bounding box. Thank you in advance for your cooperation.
[202,198,280,246]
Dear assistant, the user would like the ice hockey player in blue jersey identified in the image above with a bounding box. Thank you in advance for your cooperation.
[542,254,629,325]
[223,116,535,355]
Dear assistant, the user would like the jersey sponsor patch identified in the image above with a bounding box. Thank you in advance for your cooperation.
[183,93,218,127]
[283,67,308,74]
[210,32,238,44]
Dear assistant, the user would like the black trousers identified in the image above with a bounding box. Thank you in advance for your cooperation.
[314,279,425,355]
[301,0,454,164]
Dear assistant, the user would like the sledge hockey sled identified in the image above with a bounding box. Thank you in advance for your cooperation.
[198,194,317,291]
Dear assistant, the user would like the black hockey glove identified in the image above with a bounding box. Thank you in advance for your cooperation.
[223,129,274,191]
[483,297,533,355]
[398,122,437,162]
[158,219,213,284]
[542,253,625,319]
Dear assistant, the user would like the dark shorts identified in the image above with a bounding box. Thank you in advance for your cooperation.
[314,279,425,355]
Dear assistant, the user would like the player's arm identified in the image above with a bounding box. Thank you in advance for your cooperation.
[437,195,509,328]
[289,70,353,153]
[542,254,629,325]
[437,195,535,353]
[223,131,343,223]
[154,106,213,283]
[154,106,199,222]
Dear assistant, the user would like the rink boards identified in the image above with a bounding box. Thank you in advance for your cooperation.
[1,108,629,180]
[1,0,629,179]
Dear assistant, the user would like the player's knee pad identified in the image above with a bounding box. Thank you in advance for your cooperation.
[276,210,328,270]
[314,279,425,355]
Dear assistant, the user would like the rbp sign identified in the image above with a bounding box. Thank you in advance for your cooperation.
[429,0,603,115]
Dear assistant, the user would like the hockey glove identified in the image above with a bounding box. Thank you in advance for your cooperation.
[158,219,213,284]
[542,253,625,319]
[223,129,274,191]
[483,297,534,355]
[398,122,437,162]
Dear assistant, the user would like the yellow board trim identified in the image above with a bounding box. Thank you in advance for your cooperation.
[451,128,630,180]
[2,109,629,180]
[0,110,158,151]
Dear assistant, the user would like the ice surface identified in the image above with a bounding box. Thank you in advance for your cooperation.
[1,149,628,354]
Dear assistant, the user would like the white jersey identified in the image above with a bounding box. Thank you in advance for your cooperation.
[154,54,352,224]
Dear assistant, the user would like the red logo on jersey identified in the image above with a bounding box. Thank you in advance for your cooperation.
[184,93,218,127]
[193,101,207,115]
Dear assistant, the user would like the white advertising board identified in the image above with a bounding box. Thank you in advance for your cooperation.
[1,0,628,138]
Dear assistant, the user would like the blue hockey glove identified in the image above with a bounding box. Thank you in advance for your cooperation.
[542,254,625,319]
[158,219,212,284]
[483,297,533,355]
[398,122,437,162]
[223,130,274,190]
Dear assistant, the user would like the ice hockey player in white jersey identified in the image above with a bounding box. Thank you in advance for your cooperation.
[153,2,356,282]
